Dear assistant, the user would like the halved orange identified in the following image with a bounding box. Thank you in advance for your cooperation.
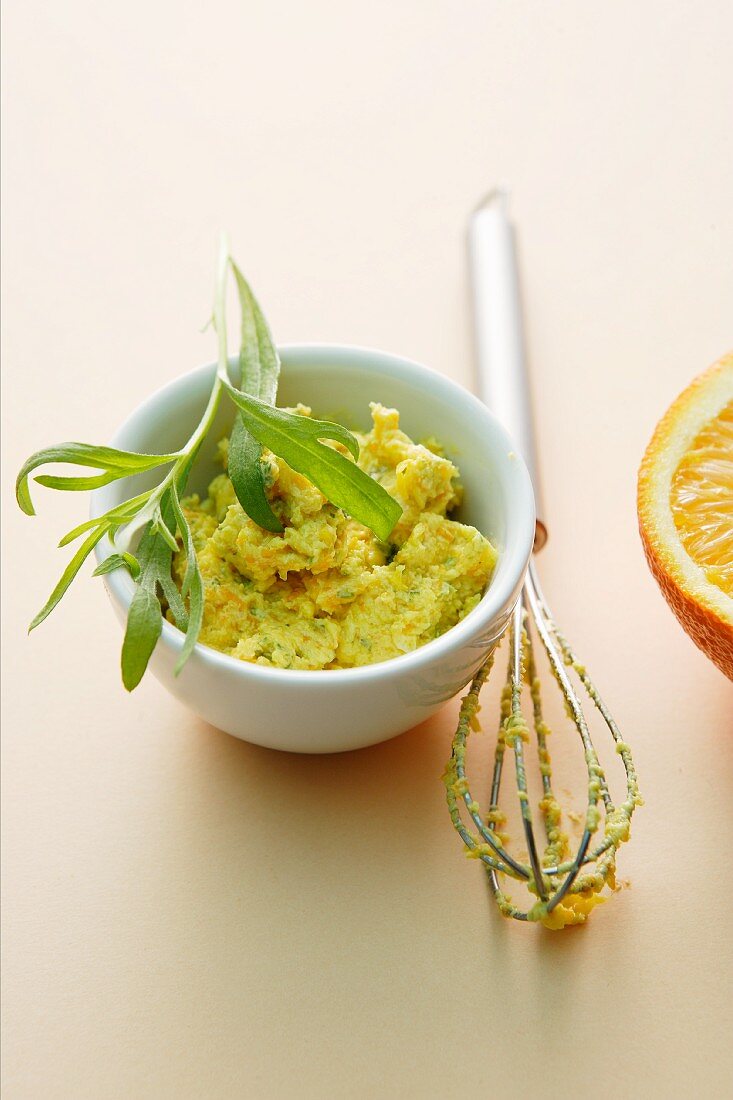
[638,353,733,680]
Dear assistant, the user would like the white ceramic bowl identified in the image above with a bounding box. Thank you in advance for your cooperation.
[92,345,535,753]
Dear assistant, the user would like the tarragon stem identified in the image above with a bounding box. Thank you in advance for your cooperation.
[17,233,403,689]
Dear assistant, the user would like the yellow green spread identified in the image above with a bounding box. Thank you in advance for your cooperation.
[171,403,496,669]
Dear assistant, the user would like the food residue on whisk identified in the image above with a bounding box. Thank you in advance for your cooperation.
[445,607,642,930]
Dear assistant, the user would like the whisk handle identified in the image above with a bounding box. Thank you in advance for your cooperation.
[469,189,547,550]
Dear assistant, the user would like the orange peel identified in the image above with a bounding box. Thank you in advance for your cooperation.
[638,353,733,679]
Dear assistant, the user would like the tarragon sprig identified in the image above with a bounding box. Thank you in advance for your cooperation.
[16,235,402,689]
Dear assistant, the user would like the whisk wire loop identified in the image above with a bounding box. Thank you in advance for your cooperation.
[445,563,642,927]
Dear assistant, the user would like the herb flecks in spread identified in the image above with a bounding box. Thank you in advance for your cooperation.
[173,404,497,670]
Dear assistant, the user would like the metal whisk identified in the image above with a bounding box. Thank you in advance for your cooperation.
[445,191,641,927]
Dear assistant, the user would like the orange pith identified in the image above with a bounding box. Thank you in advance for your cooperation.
[638,353,733,680]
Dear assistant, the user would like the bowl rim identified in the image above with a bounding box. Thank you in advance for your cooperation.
[92,342,535,684]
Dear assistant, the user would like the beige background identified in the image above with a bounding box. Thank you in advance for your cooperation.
[3,2,733,1097]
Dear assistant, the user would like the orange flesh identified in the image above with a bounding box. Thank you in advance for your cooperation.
[670,400,733,598]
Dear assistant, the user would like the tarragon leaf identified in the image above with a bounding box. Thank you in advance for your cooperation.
[222,383,402,542]
[170,486,205,675]
[118,482,205,688]
[144,492,183,598]
[29,526,109,631]
[35,472,121,492]
[227,261,283,532]
[93,552,141,579]
[17,443,177,516]
[119,502,182,690]
[231,260,280,403]
[150,511,180,553]
[158,571,188,630]
[121,584,163,691]
[228,422,283,532]
[59,491,153,547]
